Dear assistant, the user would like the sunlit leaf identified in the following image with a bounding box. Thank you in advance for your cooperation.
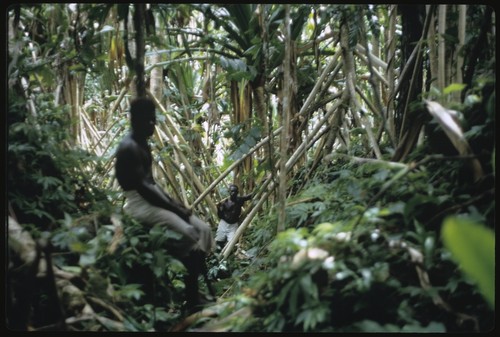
[425,100,468,154]
[442,217,495,308]
[443,83,466,95]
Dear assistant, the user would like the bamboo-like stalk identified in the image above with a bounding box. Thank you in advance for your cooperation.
[397,5,435,143]
[456,5,466,101]
[149,91,219,214]
[63,72,80,144]
[153,126,186,203]
[277,5,292,233]
[155,158,185,204]
[86,78,132,190]
[191,127,283,208]
[356,40,396,146]
[355,86,380,120]
[233,81,252,189]
[341,21,382,159]
[222,93,345,257]
[285,97,342,170]
[133,4,146,97]
[437,5,447,93]
[147,89,191,148]
[105,76,132,127]
[79,106,104,155]
[356,14,395,147]
[145,57,209,73]
[355,44,388,71]
[160,119,217,213]
[295,54,342,139]
[174,150,189,206]
[298,49,341,116]
[326,153,408,169]
[305,100,346,185]
[149,51,163,101]
[296,31,335,54]
[216,43,340,207]
[388,38,419,108]
[385,5,397,142]
[354,49,390,87]
[427,5,438,90]
[445,47,452,101]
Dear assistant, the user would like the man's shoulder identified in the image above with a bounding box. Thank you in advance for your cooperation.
[117,134,140,152]
[117,135,145,163]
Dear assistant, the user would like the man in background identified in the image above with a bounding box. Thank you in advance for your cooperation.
[215,184,253,252]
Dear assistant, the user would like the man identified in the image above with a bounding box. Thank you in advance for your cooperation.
[114,97,214,310]
[215,184,252,251]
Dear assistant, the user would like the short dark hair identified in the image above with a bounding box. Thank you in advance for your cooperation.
[229,184,238,192]
[130,97,155,125]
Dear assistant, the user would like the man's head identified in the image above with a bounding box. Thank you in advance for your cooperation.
[229,184,239,199]
[130,97,156,137]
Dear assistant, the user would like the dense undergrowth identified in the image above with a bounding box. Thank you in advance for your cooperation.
[237,155,494,332]
[7,77,495,332]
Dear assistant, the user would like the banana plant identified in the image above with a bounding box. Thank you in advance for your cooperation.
[195,4,311,192]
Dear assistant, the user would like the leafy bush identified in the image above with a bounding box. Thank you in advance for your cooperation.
[8,92,94,232]
[233,148,494,332]
[52,213,192,331]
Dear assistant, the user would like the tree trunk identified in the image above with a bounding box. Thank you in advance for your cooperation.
[455,5,466,101]
[392,4,429,162]
[427,5,437,92]
[149,10,163,101]
[437,5,447,93]
[395,5,425,141]
[277,5,292,233]
[133,4,146,98]
[385,5,397,141]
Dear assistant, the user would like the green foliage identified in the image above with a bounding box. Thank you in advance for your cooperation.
[443,83,467,96]
[441,217,495,309]
[98,218,186,290]
[219,56,256,81]
[233,138,494,332]
[226,124,262,161]
[8,92,91,230]
[86,216,188,329]
[7,3,494,332]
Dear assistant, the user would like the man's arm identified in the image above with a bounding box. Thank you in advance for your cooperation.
[240,192,253,202]
[136,183,198,242]
[136,183,192,220]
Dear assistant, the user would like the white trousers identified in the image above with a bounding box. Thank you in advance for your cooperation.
[215,219,238,243]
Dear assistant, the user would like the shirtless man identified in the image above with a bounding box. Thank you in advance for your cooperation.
[114,97,214,310]
[215,184,253,251]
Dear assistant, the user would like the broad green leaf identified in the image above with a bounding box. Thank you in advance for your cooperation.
[441,217,495,308]
[443,83,466,95]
